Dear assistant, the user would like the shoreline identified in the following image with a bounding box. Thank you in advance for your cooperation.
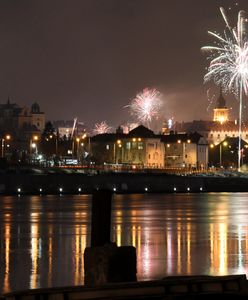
[1,169,248,195]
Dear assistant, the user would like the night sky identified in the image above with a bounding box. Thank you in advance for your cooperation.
[0,0,247,129]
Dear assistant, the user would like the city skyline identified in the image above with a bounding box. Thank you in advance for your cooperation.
[0,0,247,128]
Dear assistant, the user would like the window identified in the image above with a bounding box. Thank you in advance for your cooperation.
[126,142,131,149]
[132,142,137,149]
[106,144,110,150]
[138,142,143,149]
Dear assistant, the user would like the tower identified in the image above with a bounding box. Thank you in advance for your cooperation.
[213,90,229,124]
[30,102,45,131]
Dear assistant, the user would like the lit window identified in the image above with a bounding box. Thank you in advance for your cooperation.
[106,144,109,150]
[126,142,131,149]
[138,142,143,149]
[132,142,137,149]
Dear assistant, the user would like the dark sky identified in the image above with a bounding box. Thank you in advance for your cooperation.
[0,0,247,129]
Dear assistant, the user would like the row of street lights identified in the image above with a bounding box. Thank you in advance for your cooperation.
[210,141,248,168]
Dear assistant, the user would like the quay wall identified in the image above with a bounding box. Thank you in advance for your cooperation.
[0,172,248,194]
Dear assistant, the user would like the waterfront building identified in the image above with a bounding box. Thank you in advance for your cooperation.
[91,125,208,169]
[161,132,208,169]
[91,125,165,168]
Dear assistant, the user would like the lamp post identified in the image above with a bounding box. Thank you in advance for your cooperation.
[49,134,58,156]
[1,134,11,158]
[220,141,228,168]
[76,137,80,163]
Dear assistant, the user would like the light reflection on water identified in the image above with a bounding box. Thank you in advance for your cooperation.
[1,193,248,294]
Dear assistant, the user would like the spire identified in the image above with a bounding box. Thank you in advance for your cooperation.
[216,88,226,108]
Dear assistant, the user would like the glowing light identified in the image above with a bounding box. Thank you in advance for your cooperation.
[93,121,112,135]
[168,118,173,129]
[202,7,248,170]
[126,88,162,127]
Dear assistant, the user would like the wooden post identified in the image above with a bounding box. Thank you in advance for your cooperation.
[90,189,112,247]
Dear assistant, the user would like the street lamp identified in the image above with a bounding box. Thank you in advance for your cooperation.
[1,134,11,158]
[49,134,58,155]
[220,141,228,168]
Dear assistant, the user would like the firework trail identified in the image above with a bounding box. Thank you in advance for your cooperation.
[206,89,216,112]
[93,121,112,135]
[202,7,248,171]
[126,88,162,127]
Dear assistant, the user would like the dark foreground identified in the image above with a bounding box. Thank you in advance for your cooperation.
[3,275,248,300]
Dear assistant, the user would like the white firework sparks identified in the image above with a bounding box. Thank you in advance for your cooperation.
[126,88,162,127]
[202,7,248,171]
[93,121,112,135]
[202,8,248,96]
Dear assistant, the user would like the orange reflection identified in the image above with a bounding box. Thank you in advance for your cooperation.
[209,223,227,274]
[186,223,191,274]
[30,223,40,289]
[48,225,53,286]
[177,223,181,274]
[74,225,87,285]
[132,225,136,247]
[3,223,10,293]
[116,224,122,246]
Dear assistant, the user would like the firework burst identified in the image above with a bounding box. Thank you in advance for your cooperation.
[202,7,248,171]
[93,121,112,135]
[126,88,162,127]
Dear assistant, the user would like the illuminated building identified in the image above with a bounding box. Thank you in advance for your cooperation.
[172,91,248,147]
[0,98,45,152]
[213,90,229,124]
[91,125,208,169]
[53,120,86,139]
[91,125,165,168]
[161,132,208,169]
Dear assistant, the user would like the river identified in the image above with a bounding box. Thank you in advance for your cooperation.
[0,193,248,294]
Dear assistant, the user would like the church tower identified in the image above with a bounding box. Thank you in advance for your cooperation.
[213,90,229,124]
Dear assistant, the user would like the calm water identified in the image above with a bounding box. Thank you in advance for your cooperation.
[1,193,248,294]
